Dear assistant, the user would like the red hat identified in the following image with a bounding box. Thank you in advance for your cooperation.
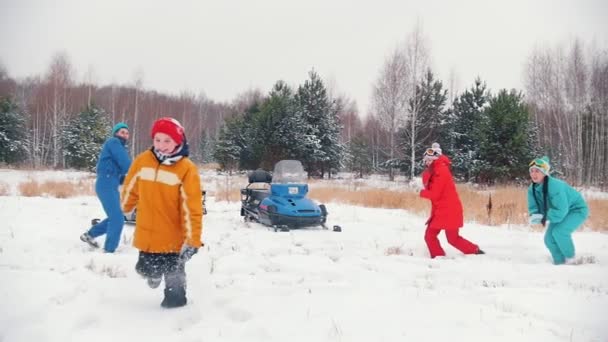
[150,117,185,145]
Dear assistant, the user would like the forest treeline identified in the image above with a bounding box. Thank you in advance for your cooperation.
[1,31,606,187]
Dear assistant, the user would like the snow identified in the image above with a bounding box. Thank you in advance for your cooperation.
[1,170,608,342]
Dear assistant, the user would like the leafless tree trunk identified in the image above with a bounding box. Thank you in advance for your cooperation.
[131,69,144,156]
[589,49,608,188]
[565,39,587,184]
[45,52,73,168]
[403,24,430,180]
[448,67,460,106]
[371,46,409,181]
[84,65,96,107]
[110,83,116,123]
[525,39,607,186]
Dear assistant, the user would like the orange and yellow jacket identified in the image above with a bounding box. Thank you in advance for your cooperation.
[121,149,203,253]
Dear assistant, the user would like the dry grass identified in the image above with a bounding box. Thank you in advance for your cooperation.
[0,181,10,196]
[212,176,244,202]
[587,199,608,232]
[310,184,607,232]
[385,245,413,256]
[85,259,127,278]
[200,163,221,171]
[10,170,603,231]
[310,187,430,215]
[458,185,530,227]
[18,179,95,198]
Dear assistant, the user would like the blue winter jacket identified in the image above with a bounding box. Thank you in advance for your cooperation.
[527,176,588,224]
[96,136,131,183]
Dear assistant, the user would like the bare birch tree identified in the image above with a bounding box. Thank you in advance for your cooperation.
[588,48,608,187]
[131,69,144,156]
[45,52,74,168]
[371,46,409,180]
[525,39,607,186]
[402,24,431,179]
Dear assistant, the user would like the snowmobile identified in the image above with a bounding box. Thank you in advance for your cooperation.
[240,160,341,232]
[91,190,207,226]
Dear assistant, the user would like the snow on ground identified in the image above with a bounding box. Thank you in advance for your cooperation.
[1,170,608,342]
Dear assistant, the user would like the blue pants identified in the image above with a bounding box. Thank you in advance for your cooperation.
[88,175,124,252]
[544,208,588,264]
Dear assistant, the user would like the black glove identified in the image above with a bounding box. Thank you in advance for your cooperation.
[179,244,198,262]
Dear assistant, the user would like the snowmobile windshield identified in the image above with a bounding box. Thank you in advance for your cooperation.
[272,160,307,184]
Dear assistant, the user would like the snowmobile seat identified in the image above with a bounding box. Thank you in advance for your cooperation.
[248,169,272,184]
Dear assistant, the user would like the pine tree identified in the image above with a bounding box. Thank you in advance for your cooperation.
[449,78,489,181]
[527,115,542,166]
[0,97,29,165]
[276,104,320,167]
[256,81,298,169]
[399,70,448,177]
[213,117,244,173]
[61,105,111,170]
[238,102,263,170]
[198,130,216,164]
[348,135,373,178]
[477,89,534,183]
[295,70,344,177]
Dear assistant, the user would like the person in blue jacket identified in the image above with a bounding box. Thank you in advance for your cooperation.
[80,122,132,252]
[527,156,589,265]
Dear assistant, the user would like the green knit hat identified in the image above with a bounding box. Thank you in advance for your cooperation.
[112,122,128,136]
[529,156,551,175]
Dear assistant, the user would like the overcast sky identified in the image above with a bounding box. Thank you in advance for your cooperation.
[1,0,606,115]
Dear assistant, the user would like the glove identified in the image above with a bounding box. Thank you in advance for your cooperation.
[409,178,424,192]
[529,213,543,225]
[179,244,198,262]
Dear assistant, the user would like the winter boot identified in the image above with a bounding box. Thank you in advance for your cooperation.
[147,277,162,289]
[161,287,187,308]
[80,232,99,248]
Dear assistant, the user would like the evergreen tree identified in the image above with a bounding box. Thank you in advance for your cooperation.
[276,103,318,166]
[448,78,489,181]
[238,102,263,170]
[213,117,244,173]
[198,130,216,164]
[255,81,298,169]
[348,135,373,178]
[324,101,345,177]
[477,89,534,183]
[0,97,29,165]
[527,115,542,165]
[295,70,344,177]
[61,105,111,170]
[399,70,448,176]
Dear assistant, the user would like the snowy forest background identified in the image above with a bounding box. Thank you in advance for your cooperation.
[1,28,607,187]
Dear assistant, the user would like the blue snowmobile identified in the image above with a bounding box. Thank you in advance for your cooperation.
[240,160,341,232]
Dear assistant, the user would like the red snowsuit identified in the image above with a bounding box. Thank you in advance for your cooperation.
[420,155,479,258]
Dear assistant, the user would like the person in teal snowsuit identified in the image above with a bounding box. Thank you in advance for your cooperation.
[527,156,589,265]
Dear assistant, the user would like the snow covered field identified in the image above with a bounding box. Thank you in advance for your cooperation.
[1,170,607,342]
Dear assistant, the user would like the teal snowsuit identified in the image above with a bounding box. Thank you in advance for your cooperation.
[527,176,588,264]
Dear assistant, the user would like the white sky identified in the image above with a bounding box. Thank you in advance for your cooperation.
[1,0,606,115]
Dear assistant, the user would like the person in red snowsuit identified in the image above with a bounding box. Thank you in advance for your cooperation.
[419,143,484,258]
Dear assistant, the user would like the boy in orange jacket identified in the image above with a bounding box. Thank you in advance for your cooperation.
[121,117,203,308]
